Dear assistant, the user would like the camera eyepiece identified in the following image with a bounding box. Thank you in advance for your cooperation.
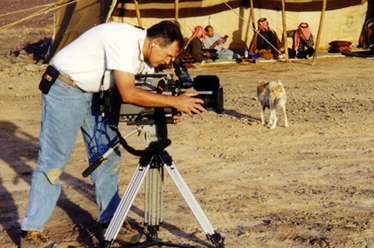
[172,59,194,88]
[172,59,220,91]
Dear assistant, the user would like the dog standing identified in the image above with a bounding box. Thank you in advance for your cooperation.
[256,80,289,129]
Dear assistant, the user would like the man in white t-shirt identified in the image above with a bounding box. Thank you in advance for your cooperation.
[20,20,206,248]
[204,25,239,60]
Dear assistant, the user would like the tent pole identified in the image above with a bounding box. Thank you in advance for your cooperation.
[249,0,255,30]
[281,0,289,60]
[312,0,327,65]
[134,0,142,28]
[175,0,179,20]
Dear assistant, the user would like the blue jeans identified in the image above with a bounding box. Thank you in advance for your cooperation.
[21,75,121,231]
[218,48,239,60]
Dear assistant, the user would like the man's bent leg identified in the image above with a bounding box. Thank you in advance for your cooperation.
[21,79,89,231]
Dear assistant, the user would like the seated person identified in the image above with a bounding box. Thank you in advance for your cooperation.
[286,22,315,59]
[248,18,283,60]
[184,26,217,63]
[204,25,239,60]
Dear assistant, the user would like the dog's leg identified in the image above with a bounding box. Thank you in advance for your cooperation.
[269,102,277,129]
[282,104,289,127]
[269,108,273,126]
[259,104,265,125]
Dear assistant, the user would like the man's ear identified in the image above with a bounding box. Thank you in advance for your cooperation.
[150,38,159,47]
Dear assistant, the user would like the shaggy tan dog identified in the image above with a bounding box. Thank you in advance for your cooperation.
[257,80,289,129]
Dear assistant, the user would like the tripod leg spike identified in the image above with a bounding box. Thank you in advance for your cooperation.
[207,233,225,248]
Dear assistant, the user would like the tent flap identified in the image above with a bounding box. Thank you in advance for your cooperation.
[47,0,116,62]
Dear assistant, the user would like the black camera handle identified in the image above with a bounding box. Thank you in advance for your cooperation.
[82,79,171,178]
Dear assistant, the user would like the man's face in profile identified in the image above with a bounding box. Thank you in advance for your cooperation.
[148,40,180,67]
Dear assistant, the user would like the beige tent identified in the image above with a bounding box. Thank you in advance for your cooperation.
[48,0,369,60]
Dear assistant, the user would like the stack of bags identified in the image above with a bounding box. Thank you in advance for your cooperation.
[328,40,352,53]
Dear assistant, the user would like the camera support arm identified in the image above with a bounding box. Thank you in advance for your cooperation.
[115,79,171,157]
[82,126,141,177]
[115,126,171,157]
[82,123,171,178]
[83,80,171,177]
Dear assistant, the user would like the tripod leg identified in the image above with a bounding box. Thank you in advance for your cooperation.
[144,158,164,230]
[159,152,224,248]
[103,155,154,245]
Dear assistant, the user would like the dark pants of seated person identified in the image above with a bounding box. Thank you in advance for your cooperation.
[207,51,218,61]
[288,47,315,59]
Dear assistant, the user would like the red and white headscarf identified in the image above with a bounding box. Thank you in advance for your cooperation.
[184,26,206,50]
[294,22,311,53]
[257,18,271,32]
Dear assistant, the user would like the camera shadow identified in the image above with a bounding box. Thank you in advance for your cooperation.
[223,109,260,124]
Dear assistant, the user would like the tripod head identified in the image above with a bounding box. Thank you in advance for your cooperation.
[115,78,172,156]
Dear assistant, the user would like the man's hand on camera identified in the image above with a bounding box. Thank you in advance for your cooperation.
[176,93,206,117]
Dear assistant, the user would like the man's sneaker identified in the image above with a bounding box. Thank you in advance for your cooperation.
[20,230,59,248]
[101,220,147,245]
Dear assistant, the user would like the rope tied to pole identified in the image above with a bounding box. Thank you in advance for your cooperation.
[0,0,79,33]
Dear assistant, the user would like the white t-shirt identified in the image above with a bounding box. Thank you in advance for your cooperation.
[205,33,225,53]
[52,23,154,92]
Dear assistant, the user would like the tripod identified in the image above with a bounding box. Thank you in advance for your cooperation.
[84,124,224,248]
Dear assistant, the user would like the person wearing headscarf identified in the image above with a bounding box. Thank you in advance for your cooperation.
[248,18,283,60]
[286,22,315,59]
[184,26,217,63]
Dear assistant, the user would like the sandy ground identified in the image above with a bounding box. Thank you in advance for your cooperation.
[2,3,374,248]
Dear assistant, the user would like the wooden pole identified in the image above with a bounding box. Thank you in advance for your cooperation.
[249,0,255,30]
[175,0,179,21]
[134,0,142,28]
[312,0,327,65]
[281,0,289,60]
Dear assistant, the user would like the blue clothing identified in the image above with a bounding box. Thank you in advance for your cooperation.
[21,72,121,231]
[205,33,225,52]
[205,33,239,60]
[217,48,239,60]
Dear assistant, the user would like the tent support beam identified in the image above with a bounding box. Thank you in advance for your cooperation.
[249,0,255,30]
[281,0,289,60]
[134,0,142,27]
[312,0,327,65]
[175,0,179,20]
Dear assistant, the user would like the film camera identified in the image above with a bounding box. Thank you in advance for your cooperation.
[101,59,224,125]
[89,60,226,248]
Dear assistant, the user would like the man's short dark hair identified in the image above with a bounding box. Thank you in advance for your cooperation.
[204,25,212,33]
[147,20,184,50]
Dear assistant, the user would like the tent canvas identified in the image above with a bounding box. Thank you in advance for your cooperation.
[47,0,115,61]
[111,0,368,53]
[48,0,369,60]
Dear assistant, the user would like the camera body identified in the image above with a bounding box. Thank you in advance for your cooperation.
[100,59,224,125]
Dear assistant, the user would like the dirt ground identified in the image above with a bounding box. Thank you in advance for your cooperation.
[2,2,374,248]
